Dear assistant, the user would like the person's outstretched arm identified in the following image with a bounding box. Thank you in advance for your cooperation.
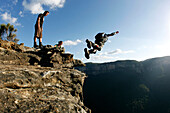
[106,31,119,37]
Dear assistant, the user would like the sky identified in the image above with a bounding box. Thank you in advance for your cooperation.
[0,0,170,63]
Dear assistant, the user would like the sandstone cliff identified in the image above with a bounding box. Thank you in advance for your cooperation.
[0,40,90,113]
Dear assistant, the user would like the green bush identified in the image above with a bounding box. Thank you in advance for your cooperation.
[0,23,19,43]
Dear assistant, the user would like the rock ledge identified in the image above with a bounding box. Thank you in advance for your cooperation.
[0,40,90,113]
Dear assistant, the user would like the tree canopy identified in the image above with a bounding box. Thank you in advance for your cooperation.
[0,23,19,43]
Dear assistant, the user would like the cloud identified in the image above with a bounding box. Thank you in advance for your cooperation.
[13,0,18,5]
[99,49,135,55]
[107,49,122,55]
[107,40,111,43]
[83,55,120,63]
[63,39,82,46]
[137,45,148,50]
[91,55,115,60]
[22,0,66,14]
[1,12,21,26]
[19,11,24,17]
[0,8,3,12]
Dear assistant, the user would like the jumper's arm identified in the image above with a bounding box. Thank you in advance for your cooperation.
[106,31,119,37]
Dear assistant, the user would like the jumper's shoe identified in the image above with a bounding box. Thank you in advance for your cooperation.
[84,48,90,59]
[86,39,92,49]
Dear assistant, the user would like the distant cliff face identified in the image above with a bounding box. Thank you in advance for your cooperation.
[77,60,142,76]
[77,56,170,113]
[0,40,90,113]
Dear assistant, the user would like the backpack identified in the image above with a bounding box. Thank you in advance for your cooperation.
[95,32,104,40]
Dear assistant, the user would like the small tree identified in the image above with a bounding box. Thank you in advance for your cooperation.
[0,23,19,43]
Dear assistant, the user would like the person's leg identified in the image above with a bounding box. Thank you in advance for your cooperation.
[86,39,93,49]
[84,48,90,59]
[84,48,98,59]
[34,36,38,48]
[34,36,37,44]
[39,37,43,48]
[34,26,39,48]
[89,49,97,54]
[92,43,102,51]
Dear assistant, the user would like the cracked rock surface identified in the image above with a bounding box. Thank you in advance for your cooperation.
[0,40,90,113]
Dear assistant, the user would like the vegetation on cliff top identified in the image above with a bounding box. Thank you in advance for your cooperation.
[0,23,19,43]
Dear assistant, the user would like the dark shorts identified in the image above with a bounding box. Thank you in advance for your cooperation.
[34,25,42,38]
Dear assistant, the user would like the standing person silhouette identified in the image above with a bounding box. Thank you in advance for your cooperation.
[34,11,49,48]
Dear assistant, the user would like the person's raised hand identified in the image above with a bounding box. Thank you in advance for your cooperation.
[116,31,119,34]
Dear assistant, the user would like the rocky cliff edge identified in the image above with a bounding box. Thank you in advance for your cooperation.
[0,40,90,113]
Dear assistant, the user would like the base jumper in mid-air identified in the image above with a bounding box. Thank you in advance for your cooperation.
[84,31,119,59]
